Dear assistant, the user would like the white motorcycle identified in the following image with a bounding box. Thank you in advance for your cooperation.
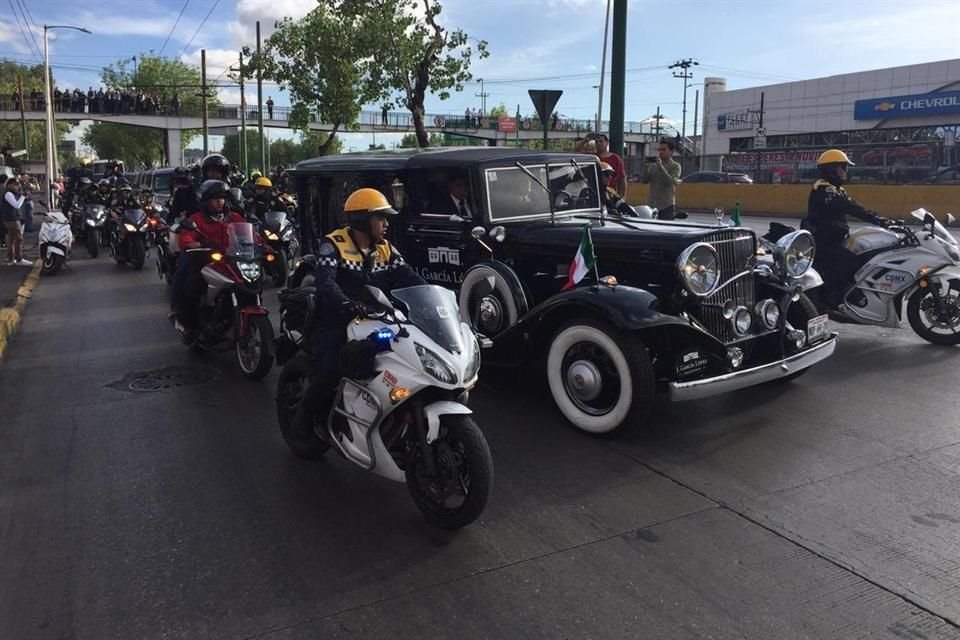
[39,210,74,275]
[275,283,493,530]
[765,209,960,345]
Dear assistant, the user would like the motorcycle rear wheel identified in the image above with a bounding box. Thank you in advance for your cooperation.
[276,354,330,459]
[406,415,493,530]
[236,314,275,380]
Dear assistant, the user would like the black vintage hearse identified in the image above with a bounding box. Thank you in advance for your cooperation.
[289,147,837,435]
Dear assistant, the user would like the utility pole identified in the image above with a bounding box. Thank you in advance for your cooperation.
[754,91,765,181]
[669,58,698,159]
[474,78,488,115]
[17,75,28,154]
[596,0,611,133]
[654,106,661,139]
[201,49,209,155]
[237,52,247,175]
[608,0,627,156]
[692,89,699,165]
[256,21,265,172]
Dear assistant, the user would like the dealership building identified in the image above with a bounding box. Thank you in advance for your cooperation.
[698,58,960,183]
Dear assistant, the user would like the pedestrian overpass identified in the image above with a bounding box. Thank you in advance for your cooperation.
[1,103,658,166]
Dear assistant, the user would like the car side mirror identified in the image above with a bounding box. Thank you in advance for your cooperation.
[363,285,395,312]
[471,226,486,239]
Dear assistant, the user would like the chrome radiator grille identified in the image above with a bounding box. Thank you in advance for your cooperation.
[695,229,758,344]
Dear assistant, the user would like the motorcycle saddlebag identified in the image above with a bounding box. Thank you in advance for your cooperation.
[278,286,315,333]
[339,340,380,380]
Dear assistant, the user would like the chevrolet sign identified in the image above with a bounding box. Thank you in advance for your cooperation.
[854,90,960,120]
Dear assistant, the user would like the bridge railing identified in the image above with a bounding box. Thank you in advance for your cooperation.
[1,97,655,136]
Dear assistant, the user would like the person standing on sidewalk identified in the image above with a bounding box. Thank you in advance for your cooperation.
[642,139,682,220]
[2,178,31,266]
[18,173,34,233]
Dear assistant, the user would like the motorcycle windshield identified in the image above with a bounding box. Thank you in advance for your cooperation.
[911,209,958,246]
[86,204,104,216]
[264,211,286,229]
[124,209,146,225]
[391,285,466,355]
[226,222,257,260]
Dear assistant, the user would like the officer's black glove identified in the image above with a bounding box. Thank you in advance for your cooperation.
[341,299,369,319]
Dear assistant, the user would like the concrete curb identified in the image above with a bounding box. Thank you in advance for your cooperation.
[0,260,42,362]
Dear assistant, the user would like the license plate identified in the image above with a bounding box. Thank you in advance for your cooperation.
[807,314,829,344]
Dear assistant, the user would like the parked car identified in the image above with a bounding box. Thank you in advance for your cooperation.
[289,148,836,435]
[918,165,960,185]
[680,171,753,184]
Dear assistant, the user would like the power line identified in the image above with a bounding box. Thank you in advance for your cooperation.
[7,0,40,61]
[159,0,190,57]
[13,0,41,56]
[179,0,221,58]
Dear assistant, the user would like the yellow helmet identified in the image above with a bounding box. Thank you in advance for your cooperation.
[255,176,273,188]
[817,149,855,166]
[343,188,397,216]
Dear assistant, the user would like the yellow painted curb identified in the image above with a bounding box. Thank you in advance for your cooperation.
[0,260,42,362]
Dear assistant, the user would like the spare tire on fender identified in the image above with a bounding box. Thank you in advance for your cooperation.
[434,115,445,128]
[458,264,528,337]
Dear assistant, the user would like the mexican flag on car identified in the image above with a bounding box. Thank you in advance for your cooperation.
[561,225,597,291]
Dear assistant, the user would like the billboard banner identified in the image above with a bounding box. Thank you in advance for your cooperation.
[854,90,960,120]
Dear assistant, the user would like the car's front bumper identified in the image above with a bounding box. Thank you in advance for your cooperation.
[667,334,838,402]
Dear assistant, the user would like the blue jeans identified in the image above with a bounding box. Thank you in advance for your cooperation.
[21,199,34,233]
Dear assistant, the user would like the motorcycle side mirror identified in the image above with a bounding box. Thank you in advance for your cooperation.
[471,226,486,239]
[947,213,957,227]
[179,219,197,231]
[363,285,395,313]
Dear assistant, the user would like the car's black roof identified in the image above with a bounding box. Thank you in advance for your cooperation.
[291,146,601,175]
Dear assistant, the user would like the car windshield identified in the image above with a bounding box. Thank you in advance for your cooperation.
[391,285,466,355]
[485,162,600,221]
[911,209,957,246]
[226,222,257,259]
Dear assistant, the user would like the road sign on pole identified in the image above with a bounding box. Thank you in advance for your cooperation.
[528,90,562,149]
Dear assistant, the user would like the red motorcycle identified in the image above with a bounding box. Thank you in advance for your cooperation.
[175,220,277,379]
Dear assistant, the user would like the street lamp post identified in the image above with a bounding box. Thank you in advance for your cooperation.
[44,24,91,209]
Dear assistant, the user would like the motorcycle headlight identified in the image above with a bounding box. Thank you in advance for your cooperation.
[774,230,815,278]
[415,342,457,384]
[264,230,279,241]
[677,243,721,297]
[123,223,137,232]
[238,261,262,282]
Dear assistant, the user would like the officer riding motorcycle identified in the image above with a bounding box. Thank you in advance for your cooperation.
[168,166,197,223]
[801,149,893,308]
[169,180,248,343]
[292,187,426,441]
[246,176,284,221]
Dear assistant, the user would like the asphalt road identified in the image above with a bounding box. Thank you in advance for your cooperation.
[2,235,960,640]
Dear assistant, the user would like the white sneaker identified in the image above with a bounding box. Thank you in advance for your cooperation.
[5,260,15,266]
[17,259,32,266]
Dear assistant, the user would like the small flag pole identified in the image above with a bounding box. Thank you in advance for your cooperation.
[589,225,600,285]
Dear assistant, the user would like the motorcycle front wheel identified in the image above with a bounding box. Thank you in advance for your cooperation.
[276,354,329,459]
[406,415,493,530]
[907,283,960,346]
[40,247,64,275]
[235,314,275,380]
[130,237,146,270]
[86,232,99,258]
[271,251,288,288]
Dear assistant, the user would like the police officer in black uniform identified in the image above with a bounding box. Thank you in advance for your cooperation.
[168,167,198,223]
[294,187,425,439]
[802,149,892,308]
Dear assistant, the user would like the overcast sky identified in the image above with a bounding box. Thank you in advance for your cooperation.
[3,0,959,154]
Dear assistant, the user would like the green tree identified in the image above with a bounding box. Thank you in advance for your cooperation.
[244,5,379,156]
[488,103,508,118]
[0,61,72,165]
[345,0,488,148]
[222,130,342,170]
[398,132,446,148]
[81,55,213,167]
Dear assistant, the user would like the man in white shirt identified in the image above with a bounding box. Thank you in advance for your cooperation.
[2,177,30,265]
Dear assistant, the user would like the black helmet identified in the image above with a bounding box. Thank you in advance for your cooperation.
[98,178,110,188]
[173,166,191,179]
[199,179,231,202]
[80,177,92,185]
[119,182,132,192]
[201,153,230,179]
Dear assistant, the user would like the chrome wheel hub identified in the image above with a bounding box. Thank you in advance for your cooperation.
[565,359,603,402]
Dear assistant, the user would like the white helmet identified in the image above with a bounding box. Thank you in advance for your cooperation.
[634,205,656,219]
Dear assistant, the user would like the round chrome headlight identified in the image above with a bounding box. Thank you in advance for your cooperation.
[677,243,721,297]
[774,230,815,278]
[733,306,752,335]
[755,299,780,330]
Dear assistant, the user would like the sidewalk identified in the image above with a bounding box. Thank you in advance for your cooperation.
[0,216,42,360]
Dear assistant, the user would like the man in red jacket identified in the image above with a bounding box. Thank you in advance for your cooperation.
[170,180,247,341]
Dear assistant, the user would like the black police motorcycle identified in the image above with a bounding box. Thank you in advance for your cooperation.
[111,208,149,269]
[258,210,299,287]
[81,203,108,258]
